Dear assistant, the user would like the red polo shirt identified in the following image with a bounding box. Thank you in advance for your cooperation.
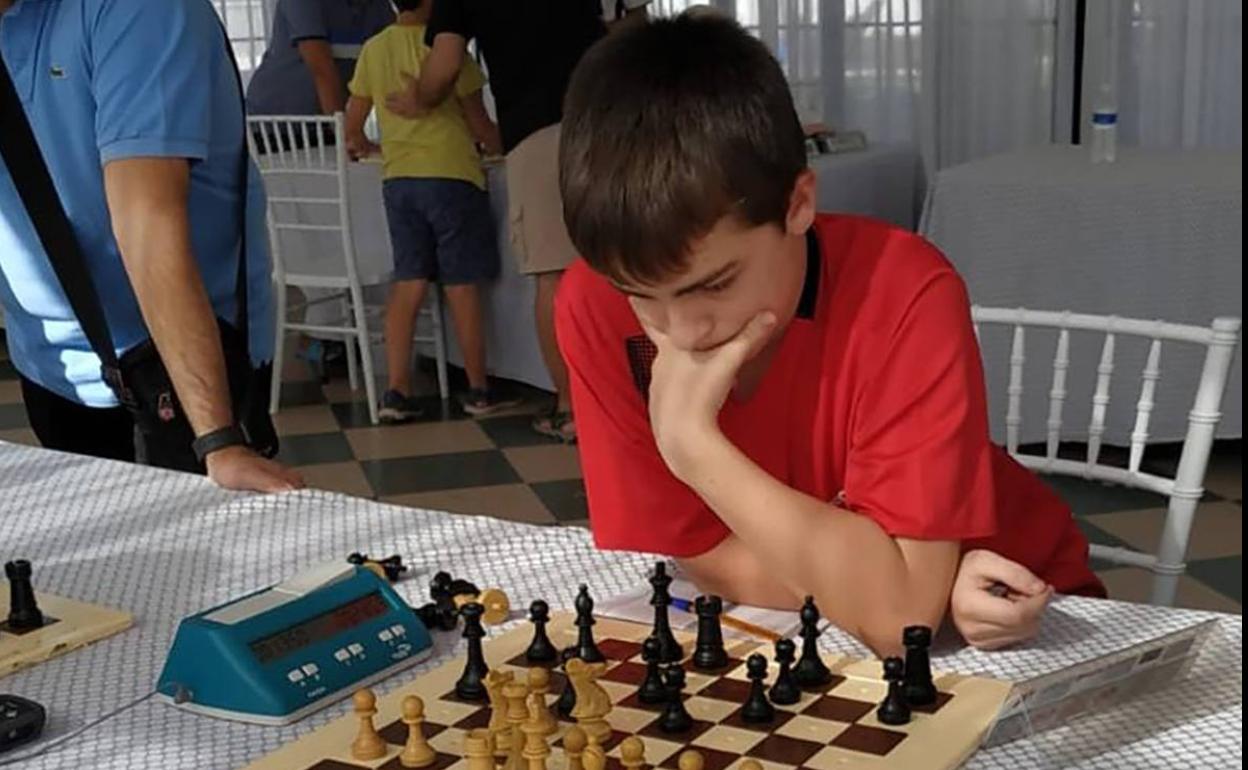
[556,213,1104,596]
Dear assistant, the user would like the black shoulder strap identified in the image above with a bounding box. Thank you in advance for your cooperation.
[0,17,252,387]
[0,54,122,378]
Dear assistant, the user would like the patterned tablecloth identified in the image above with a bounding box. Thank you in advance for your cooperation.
[0,442,1240,769]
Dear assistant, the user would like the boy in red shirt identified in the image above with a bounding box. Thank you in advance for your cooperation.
[554,13,1104,658]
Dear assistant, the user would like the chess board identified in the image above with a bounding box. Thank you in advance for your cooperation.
[245,614,1012,770]
[0,591,133,679]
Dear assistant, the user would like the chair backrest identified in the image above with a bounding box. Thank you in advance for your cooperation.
[971,308,1240,494]
[972,307,1241,605]
[246,113,359,287]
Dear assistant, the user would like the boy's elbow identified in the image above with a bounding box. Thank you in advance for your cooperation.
[854,599,947,660]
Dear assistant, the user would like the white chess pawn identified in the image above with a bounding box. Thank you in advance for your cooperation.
[563,726,589,770]
[677,750,705,770]
[350,689,387,761]
[619,736,646,770]
[400,695,437,768]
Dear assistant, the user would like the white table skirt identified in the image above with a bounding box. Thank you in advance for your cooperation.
[0,441,1240,769]
[921,145,1242,444]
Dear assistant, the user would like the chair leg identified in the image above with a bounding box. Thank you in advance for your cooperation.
[432,290,450,402]
[269,282,287,415]
[345,335,359,391]
[348,285,379,425]
[1150,493,1199,607]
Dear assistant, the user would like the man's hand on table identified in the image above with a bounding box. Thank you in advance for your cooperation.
[206,446,304,493]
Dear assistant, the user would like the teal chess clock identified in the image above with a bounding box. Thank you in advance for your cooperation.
[156,562,433,725]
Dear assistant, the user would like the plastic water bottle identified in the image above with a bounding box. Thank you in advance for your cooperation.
[1090,85,1117,164]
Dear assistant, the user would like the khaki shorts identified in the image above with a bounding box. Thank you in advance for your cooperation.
[504,123,580,275]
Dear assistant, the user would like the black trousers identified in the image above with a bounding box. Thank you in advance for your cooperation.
[19,375,136,463]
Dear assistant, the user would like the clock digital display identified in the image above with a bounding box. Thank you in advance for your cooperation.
[249,592,389,664]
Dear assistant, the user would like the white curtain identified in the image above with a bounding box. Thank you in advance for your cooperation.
[1083,0,1242,150]
[211,0,270,82]
[917,0,1073,171]
[657,1,1073,173]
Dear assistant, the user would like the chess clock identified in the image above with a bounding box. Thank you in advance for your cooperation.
[156,562,432,725]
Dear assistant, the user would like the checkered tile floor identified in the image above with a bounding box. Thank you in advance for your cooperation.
[0,342,1240,614]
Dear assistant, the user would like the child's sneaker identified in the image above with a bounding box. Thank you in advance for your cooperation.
[378,390,424,424]
[459,388,523,417]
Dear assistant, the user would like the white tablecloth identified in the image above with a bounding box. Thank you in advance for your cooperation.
[0,441,1240,769]
[920,145,1243,444]
[270,159,551,391]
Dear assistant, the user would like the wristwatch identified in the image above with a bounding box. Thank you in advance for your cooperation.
[192,425,248,463]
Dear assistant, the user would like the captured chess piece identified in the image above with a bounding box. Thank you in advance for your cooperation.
[454,588,511,626]
[741,653,776,723]
[649,562,684,663]
[562,725,589,770]
[877,657,912,725]
[400,695,438,768]
[692,595,729,670]
[638,636,668,705]
[456,602,490,700]
[430,571,481,603]
[350,689,387,761]
[619,736,647,770]
[347,552,409,583]
[903,625,937,706]
[574,585,605,663]
[525,600,558,663]
[556,647,579,718]
[658,663,694,733]
[793,596,832,688]
[768,638,801,705]
[5,560,44,631]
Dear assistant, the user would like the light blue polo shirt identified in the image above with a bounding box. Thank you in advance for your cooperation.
[0,0,275,408]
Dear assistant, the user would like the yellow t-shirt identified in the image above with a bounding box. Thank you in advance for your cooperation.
[348,24,487,187]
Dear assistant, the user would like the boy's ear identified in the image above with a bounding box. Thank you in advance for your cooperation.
[784,169,817,235]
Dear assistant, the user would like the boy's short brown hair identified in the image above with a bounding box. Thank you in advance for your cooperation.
[559,12,808,285]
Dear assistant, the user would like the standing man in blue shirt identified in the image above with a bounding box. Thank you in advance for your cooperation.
[0,0,302,492]
[247,0,394,117]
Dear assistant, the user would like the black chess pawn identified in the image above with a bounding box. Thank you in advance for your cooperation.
[638,636,668,705]
[792,596,832,688]
[4,560,43,631]
[741,653,775,723]
[768,638,801,705]
[454,603,489,700]
[524,600,558,663]
[877,657,911,725]
[902,625,937,706]
[692,595,729,671]
[658,663,694,733]
[556,646,579,718]
[573,585,605,663]
[649,563,684,663]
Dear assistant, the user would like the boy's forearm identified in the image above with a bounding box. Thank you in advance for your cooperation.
[682,434,958,657]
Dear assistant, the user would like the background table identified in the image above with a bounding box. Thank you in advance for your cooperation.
[0,441,1239,769]
[920,145,1242,445]
[274,144,925,397]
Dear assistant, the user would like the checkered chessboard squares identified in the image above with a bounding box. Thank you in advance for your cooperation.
[300,634,962,770]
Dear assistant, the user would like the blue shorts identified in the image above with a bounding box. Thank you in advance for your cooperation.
[381,178,500,285]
